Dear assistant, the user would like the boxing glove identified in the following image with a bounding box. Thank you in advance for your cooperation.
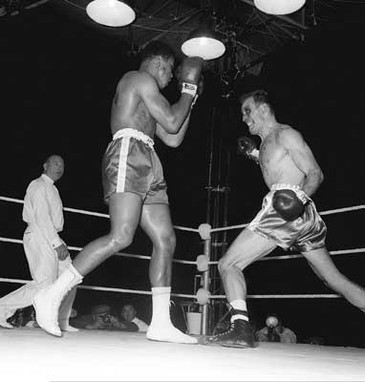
[272,189,308,221]
[178,56,203,97]
[238,136,259,163]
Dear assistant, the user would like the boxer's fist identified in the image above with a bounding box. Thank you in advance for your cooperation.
[177,56,203,97]
[238,136,259,163]
[179,56,203,84]
[272,189,307,221]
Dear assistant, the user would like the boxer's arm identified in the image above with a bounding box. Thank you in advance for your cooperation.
[279,128,324,197]
[139,72,193,134]
[156,109,192,147]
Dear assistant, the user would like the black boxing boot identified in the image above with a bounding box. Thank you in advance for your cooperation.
[200,310,255,348]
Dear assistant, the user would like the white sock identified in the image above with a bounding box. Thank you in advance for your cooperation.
[150,287,171,327]
[230,300,247,311]
[230,299,248,322]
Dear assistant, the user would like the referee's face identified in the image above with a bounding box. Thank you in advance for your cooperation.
[44,155,64,182]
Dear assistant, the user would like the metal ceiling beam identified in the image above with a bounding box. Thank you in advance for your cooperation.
[139,8,202,49]
[239,0,309,30]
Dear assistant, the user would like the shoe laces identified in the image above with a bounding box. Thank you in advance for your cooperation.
[212,323,234,338]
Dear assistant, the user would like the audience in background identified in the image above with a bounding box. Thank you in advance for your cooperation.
[120,304,149,332]
[70,303,139,332]
[256,313,297,343]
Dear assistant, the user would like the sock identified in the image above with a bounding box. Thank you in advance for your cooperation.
[230,299,248,322]
[150,287,172,327]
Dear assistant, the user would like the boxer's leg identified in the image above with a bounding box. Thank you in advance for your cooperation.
[0,231,58,328]
[33,192,142,337]
[202,228,276,348]
[140,203,197,344]
[303,247,365,312]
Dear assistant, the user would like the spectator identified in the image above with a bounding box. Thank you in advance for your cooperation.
[84,304,114,330]
[120,304,149,332]
[25,307,38,328]
[0,155,77,332]
[256,314,297,343]
[73,304,138,332]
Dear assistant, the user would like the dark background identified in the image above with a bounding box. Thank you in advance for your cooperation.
[0,4,365,347]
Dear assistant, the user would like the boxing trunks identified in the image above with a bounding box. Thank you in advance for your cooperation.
[102,128,168,205]
[248,183,327,252]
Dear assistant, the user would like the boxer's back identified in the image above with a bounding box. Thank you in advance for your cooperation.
[110,71,157,138]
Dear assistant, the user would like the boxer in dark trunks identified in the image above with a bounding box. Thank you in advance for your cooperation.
[33,42,203,343]
[202,89,365,348]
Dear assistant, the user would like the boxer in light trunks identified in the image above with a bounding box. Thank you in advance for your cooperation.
[33,41,203,343]
[202,89,365,348]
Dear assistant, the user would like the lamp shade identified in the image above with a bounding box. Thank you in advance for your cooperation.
[181,27,225,60]
[254,0,306,15]
[86,0,136,27]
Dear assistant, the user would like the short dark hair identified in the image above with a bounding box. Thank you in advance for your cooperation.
[240,89,275,115]
[140,41,175,63]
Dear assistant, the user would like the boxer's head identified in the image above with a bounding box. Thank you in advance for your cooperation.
[140,41,175,89]
[240,89,275,135]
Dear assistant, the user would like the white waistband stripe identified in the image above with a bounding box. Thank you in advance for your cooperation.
[113,128,154,149]
[116,136,130,193]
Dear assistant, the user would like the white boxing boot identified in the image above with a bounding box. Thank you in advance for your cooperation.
[59,322,79,332]
[33,264,82,337]
[0,311,14,329]
[146,286,197,345]
[147,324,198,344]
[58,286,79,333]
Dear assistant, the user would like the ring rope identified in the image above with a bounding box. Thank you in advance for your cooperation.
[0,195,362,306]
[0,277,196,299]
[0,237,364,265]
[1,196,364,234]
[0,277,343,300]
[0,237,197,265]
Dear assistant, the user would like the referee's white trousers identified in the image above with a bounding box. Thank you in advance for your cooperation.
[0,228,77,325]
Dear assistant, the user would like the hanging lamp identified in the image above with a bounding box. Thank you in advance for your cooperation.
[86,0,135,27]
[254,0,306,15]
[181,25,225,60]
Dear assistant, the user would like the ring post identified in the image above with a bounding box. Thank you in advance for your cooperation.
[198,223,212,335]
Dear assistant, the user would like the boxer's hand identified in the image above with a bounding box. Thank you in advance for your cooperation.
[272,189,308,221]
[178,57,203,97]
[191,74,204,107]
[55,243,70,261]
[237,136,259,163]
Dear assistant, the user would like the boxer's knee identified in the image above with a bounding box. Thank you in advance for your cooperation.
[218,253,248,275]
[157,230,176,258]
[218,256,234,275]
[108,225,135,251]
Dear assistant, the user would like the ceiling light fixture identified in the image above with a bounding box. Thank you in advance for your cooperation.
[181,26,226,60]
[86,0,135,27]
[254,0,306,15]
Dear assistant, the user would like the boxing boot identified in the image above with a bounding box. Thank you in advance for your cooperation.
[200,319,255,348]
[59,321,79,333]
[147,323,197,344]
[33,264,82,337]
[0,310,14,329]
[146,286,197,344]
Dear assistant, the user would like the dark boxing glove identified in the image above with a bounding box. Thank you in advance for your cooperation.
[178,56,203,98]
[272,188,308,221]
[238,136,259,163]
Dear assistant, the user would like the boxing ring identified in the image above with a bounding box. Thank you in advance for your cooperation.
[1,195,365,381]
